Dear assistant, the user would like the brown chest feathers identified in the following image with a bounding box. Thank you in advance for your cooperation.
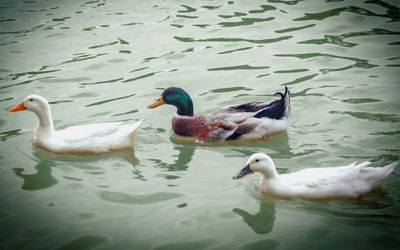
[172,115,237,141]
[172,116,210,139]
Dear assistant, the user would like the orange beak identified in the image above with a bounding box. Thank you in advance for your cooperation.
[9,101,26,112]
[147,96,165,108]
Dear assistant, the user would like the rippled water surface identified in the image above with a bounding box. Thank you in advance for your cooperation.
[1,0,400,249]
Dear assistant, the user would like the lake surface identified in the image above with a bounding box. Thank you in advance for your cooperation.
[1,0,400,249]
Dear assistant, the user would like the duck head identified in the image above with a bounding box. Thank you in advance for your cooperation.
[148,87,194,116]
[10,95,50,114]
[10,95,54,130]
[233,153,278,179]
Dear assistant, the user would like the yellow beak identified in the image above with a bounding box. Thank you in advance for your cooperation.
[148,96,165,108]
[9,101,26,112]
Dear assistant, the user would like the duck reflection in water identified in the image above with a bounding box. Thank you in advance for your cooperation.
[233,201,276,235]
[153,143,196,172]
[13,148,140,190]
[13,160,57,191]
[168,144,195,171]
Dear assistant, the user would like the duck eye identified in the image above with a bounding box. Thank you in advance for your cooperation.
[30,98,34,102]
[256,159,259,162]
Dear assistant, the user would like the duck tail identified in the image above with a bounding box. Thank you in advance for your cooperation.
[112,120,142,149]
[274,86,290,119]
[360,161,398,188]
[253,86,290,120]
[128,119,142,139]
[381,162,398,179]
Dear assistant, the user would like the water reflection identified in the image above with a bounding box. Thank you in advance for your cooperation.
[230,133,292,160]
[274,53,378,74]
[174,35,293,44]
[298,28,400,48]
[233,201,276,235]
[0,129,22,142]
[293,1,400,22]
[153,143,196,172]
[55,235,108,250]
[297,191,398,220]
[13,148,140,190]
[98,191,183,205]
[168,144,195,171]
[13,160,57,191]
[32,147,140,166]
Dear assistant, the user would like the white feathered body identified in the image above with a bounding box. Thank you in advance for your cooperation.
[259,161,398,200]
[33,120,142,154]
[9,94,142,154]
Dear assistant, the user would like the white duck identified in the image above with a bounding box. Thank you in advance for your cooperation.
[9,94,142,154]
[233,153,398,200]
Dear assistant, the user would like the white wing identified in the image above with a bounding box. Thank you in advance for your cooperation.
[46,120,142,153]
[58,122,123,143]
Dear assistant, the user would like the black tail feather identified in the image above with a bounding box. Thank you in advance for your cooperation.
[273,86,288,99]
[254,86,289,119]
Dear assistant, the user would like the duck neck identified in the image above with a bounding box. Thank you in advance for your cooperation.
[175,98,194,117]
[33,106,54,134]
[260,165,279,180]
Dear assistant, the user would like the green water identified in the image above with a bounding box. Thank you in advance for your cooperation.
[1,0,400,249]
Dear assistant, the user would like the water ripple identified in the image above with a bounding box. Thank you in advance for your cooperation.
[55,235,108,250]
[274,68,309,74]
[275,53,378,73]
[219,12,247,19]
[298,28,400,47]
[0,129,22,142]
[370,0,400,22]
[86,93,136,107]
[98,191,183,205]
[208,87,253,93]
[80,78,124,86]
[329,111,400,123]
[88,41,118,50]
[176,14,198,19]
[342,98,381,104]
[208,65,269,71]
[249,5,277,14]
[40,53,109,70]
[122,72,160,83]
[121,22,143,26]
[143,51,174,63]
[268,0,302,5]
[130,67,149,73]
[283,73,319,86]
[174,35,292,44]
[0,69,61,84]
[218,46,253,54]
[0,79,34,90]
[178,5,197,13]
[153,240,216,250]
[112,109,138,117]
[218,17,274,27]
[0,40,18,47]
[275,23,316,33]
[202,5,222,10]
[293,5,385,21]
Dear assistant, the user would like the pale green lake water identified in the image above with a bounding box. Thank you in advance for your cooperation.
[1,0,400,249]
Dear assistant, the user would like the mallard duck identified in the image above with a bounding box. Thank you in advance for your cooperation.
[233,153,398,200]
[147,87,290,141]
[9,95,142,154]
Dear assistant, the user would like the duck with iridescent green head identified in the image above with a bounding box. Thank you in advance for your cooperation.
[148,87,290,142]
